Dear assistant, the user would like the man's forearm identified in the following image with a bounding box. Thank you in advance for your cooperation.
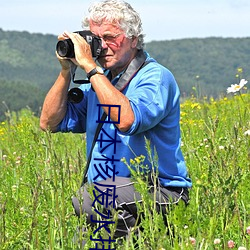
[40,70,71,132]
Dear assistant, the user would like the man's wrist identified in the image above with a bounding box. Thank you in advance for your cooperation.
[87,66,104,80]
[60,68,71,79]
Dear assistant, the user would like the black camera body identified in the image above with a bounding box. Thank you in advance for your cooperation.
[56,30,102,58]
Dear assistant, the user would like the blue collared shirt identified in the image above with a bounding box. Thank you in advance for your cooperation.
[57,52,192,188]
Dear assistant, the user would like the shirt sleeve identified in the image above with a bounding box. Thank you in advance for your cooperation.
[122,63,180,135]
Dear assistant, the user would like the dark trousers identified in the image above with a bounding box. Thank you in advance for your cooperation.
[72,176,189,239]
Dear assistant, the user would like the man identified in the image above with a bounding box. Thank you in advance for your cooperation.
[40,0,192,243]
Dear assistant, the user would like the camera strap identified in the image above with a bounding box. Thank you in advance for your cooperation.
[81,50,150,185]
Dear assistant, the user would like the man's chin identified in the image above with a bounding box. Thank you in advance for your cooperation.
[98,59,113,69]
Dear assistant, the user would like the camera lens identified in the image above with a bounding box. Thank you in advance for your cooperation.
[56,39,74,58]
[68,88,84,103]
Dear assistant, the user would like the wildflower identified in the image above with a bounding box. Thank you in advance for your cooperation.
[135,156,141,164]
[227,79,248,93]
[196,180,202,185]
[12,185,18,192]
[189,237,196,246]
[246,226,250,235]
[244,130,250,136]
[237,67,243,73]
[191,103,201,109]
[214,238,221,244]
[218,145,224,150]
[228,240,235,248]
[121,157,126,163]
[42,213,48,221]
[130,159,135,165]
[238,247,246,250]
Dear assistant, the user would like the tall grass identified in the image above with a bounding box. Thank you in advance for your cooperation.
[0,93,249,249]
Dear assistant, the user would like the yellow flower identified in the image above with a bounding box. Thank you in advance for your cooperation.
[130,159,135,165]
[237,67,243,73]
[191,103,201,109]
[135,157,141,164]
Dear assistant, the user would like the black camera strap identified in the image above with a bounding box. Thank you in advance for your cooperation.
[81,50,150,185]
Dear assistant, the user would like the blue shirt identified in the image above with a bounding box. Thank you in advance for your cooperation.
[58,52,192,188]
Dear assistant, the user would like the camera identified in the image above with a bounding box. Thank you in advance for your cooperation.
[56,30,102,58]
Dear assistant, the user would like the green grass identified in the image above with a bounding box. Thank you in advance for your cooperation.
[0,93,249,249]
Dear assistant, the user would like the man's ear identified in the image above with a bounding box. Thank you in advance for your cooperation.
[131,36,139,48]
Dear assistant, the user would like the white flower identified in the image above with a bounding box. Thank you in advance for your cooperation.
[20,207,25,214]
[214,238,221,244]
[238,247,246,250]
[227,79,248,93]
[244,130,250,136]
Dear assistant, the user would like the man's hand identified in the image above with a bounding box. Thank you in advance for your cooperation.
[62,31,96,73]
[56,33,79,71]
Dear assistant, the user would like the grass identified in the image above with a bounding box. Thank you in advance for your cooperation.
[0,92,249,249]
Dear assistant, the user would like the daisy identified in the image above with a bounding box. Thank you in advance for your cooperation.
[227,79,248,93]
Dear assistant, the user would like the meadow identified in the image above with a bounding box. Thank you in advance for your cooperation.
[0,89,249,249]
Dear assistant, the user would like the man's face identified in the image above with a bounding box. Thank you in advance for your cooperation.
[89,20,138,73]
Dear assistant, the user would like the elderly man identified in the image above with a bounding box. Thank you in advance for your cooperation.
[40,0,192,244]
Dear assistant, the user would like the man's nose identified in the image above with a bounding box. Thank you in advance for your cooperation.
[101,38,108,49]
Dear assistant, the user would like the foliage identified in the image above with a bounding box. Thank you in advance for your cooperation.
[0,79,46,121]
[0,28,60,89]
[145,37,250,98]
[0,92,249,249]
[0,29,61,121]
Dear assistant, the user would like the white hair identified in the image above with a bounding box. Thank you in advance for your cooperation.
[82,0,145,49]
